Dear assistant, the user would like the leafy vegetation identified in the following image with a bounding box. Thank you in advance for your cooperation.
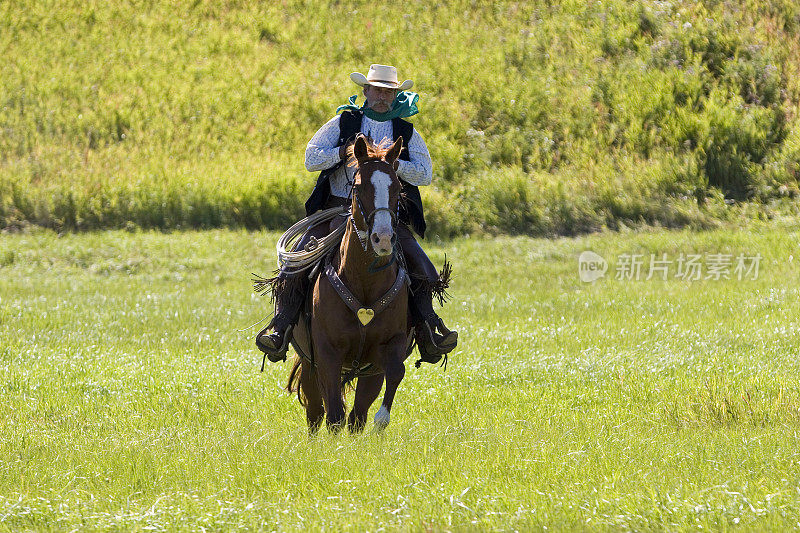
[3,226,800,529]
[2,0,800,235]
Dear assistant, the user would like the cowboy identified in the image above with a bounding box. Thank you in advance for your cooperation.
[257,64,457,364]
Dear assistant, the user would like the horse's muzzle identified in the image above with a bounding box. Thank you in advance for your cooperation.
[371,230,394,256]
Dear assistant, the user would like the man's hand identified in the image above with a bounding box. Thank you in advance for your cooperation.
[339,143,350,161]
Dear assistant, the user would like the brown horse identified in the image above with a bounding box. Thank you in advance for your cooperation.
[287,135,412,433]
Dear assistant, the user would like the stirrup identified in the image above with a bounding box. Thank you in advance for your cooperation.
[256,325,293,368]
[414,321,457,368]
[415,349,442,367]
[424,318,458,352]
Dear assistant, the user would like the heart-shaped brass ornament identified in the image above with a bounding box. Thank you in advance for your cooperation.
[357,308,375,325]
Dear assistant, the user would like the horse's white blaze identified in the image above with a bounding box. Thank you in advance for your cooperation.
[370,170,393,237]
[374,405,390,428]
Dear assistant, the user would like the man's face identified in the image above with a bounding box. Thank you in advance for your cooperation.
[363,85,399,114]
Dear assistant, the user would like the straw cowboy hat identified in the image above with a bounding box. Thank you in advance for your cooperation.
[350,64,413,91]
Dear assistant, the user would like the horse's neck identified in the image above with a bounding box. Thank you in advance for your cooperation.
[338,219,396,302]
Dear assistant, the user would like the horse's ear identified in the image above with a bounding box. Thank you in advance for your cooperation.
[353,135,368,162]
[385,137,403,164]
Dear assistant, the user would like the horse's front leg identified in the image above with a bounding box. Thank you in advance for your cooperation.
[374,334,408,430]
[348,373,383,433]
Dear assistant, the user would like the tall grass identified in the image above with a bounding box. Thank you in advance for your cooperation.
[3,226,800,529]
[2,0,800,235]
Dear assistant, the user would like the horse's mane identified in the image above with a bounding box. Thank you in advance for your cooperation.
[346,137,394,168]
[344,136,406,208]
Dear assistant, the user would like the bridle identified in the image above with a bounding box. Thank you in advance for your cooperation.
[350,160,400,258]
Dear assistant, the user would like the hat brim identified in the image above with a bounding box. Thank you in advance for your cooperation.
[350,72,413,91]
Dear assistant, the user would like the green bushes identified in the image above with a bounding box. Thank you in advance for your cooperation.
[2,0,800,236]
[422,151,720,238]
[699,94,780,200]
[0,160,307,231]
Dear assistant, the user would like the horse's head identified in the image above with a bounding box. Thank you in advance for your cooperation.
[350,135,403,257]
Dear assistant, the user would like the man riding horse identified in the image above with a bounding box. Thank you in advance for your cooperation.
[257,64,457,365]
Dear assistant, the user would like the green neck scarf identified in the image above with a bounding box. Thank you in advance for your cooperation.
[336,91,419,122]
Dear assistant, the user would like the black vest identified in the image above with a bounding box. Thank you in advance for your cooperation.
[304,110,427,238]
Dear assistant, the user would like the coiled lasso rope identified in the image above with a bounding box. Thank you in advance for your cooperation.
[276,205,349,272]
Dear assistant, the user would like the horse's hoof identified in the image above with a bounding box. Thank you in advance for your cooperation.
[374,405,390,430]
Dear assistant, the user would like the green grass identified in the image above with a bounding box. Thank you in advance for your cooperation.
[3,225,800,530]
[2,0,800,234]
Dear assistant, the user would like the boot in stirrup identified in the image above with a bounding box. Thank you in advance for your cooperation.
[256,324,293,363]
[416,316,458,365]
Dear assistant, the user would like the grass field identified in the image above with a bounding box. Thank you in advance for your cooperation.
[2,225,800,530]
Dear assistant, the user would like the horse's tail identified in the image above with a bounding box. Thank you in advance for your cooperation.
[286,356,306,407]
[340,375,356,397]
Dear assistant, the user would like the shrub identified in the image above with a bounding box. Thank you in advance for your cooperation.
[472,168,547,235]
[2,0,800,236]
[699,91,787,199]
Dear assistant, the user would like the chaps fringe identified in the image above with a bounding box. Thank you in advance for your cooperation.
[251,270,307,328]
[420,258,453,307]
[252,270,282,301]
